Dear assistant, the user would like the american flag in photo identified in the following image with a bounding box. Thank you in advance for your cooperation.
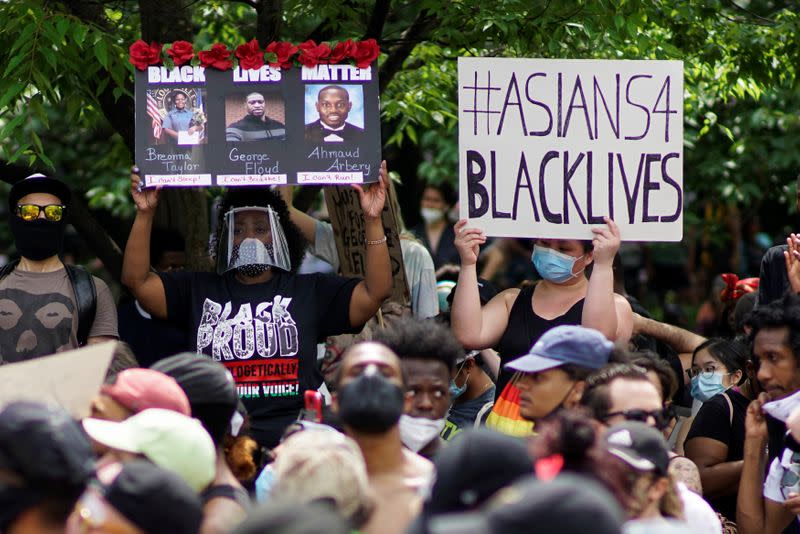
[146,92,163,138]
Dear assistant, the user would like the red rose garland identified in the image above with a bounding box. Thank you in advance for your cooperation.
[129,40,162,70]
[198,43,233,70]
[329,39,355,64]
[166,40,194,66]
[131,39,380,70]
[235,39,264,70]
[297,40,331,68]
[352,39,380,68]
[266,41,299,69]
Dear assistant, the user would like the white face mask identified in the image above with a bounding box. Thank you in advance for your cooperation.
[420,207,445,224]
[399,414,445,453]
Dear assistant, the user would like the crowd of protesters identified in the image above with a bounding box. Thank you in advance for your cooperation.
[4,169,800,534]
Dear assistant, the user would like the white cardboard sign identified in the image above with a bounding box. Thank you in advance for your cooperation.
[0,342,115,419]
[458,57,683,241]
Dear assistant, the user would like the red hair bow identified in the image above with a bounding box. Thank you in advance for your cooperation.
[720,273,759,302]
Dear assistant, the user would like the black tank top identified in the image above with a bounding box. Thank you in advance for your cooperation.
[200,483,252,510]
[494,284,584,398]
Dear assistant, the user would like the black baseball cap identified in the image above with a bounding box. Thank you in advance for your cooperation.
[486,474,624,534]
[0,401,93,487]
[422,428,533,515]
[9,173,71,209]
[0,402,94,529]
[151,353,239,445]
[233,500,350,534]
[151,353,238,407]
[604,421,670,475]
[102,460,203,534]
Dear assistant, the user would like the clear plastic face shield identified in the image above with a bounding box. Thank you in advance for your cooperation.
[217,206,291,276]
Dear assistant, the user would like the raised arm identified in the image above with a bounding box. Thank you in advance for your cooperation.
[347,161,393,327]
[784,233,800,295]
[737,393,795,534]
[582,217,632,341]
[279,185,317,245]
[450,220,515,349]
[120,169,168,320]
[633,313,707,354]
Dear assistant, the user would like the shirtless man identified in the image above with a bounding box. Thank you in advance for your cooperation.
[333,342,434,534]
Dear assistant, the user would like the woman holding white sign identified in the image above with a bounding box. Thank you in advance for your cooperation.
[450,217,633,404]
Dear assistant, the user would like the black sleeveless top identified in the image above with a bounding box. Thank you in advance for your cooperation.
[494,284,585,398]
[200,483,252,510]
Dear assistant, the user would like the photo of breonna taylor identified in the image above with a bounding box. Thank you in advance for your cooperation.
[304,85,365,144]
[147,88,207,146]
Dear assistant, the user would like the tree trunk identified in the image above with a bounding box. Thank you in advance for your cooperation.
[256,0,284,46]
[154,189,211,271]
[136,0,211,271]
[139,0,194,43]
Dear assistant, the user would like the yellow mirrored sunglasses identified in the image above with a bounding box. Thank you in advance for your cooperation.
[16,203,66,222]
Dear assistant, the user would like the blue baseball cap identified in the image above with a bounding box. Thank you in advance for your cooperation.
[505,325,614,374]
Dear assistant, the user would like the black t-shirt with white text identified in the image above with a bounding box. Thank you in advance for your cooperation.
[160,270,360,446]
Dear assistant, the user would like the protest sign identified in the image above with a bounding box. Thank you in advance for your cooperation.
[324,180,410,306]
[0,342,115,419]
[135,64,381,187]
[458,58,684,241]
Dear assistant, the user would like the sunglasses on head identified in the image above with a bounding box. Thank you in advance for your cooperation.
[16,203,66,222]
[602,408,668,429]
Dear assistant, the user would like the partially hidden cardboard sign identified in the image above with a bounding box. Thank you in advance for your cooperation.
[135,64,381,187]
[324,180,410,306]
[0,342,115,419]
[458,57,684,241]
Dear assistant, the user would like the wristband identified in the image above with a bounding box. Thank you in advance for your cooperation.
[366,235,387,246]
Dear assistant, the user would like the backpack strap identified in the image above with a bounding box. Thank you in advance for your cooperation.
[0,259,20,280]
[65,265,97,346]
[721,391,734,427]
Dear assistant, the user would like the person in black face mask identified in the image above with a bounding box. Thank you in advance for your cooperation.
[332,342,434,534]
[0,174,118,362]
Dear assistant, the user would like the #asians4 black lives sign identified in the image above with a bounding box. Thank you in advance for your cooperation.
[458,58,684,242]
[135,63,381,187]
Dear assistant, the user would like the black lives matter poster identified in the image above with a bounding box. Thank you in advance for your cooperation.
[134,64,381,186]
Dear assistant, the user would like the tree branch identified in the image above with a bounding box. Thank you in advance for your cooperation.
[378,10,439,93]
[305,0,358,43]
[363,0,391,40]
[61,0,135,152]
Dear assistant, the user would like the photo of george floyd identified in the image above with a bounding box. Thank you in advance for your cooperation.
[146,87,208,146]
[303,84,365,144]
[225,90,286,143]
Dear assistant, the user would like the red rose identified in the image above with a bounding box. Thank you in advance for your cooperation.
[352,39,380,68]
[265,41,298,69]
[235,39,264,70]
[166,40,194,66]
[198,43,233,70]
[297,40,331,68]
[329,39,355,64]
[129,40,162,70]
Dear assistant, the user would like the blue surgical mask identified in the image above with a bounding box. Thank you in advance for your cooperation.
[690,372,728,402]
[450,379,467,400]
[531,245,584,283]
[255,464,276,502]
[449,360,469,400]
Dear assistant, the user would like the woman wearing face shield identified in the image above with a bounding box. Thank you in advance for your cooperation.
[121,164,393,449]
[450,217,633,398]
